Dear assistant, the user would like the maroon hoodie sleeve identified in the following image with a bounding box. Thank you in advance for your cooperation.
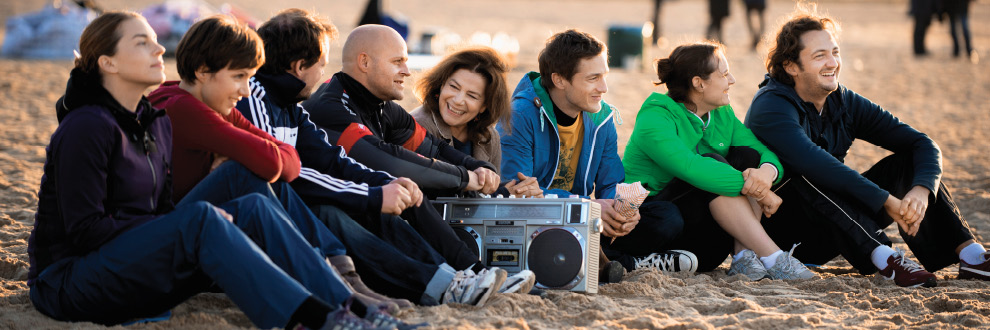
[167,94,297,182]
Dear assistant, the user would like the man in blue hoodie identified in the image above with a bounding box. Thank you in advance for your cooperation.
[498,29,696,276]
[746,11,988,287]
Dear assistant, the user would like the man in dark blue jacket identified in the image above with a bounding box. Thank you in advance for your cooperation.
[746,12,988,287]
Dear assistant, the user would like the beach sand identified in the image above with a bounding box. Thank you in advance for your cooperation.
[0,0,988,328]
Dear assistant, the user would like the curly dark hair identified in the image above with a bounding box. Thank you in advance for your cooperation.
[766,12,839,86]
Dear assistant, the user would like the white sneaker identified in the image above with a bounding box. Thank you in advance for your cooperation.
[633,250,698,273]
[498,270,536,294]
[441,268,506,306]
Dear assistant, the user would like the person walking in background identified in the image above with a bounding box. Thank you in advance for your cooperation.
[910,0,939,56]
[706,0,730,42]
[946,0,976,60]
[650,0,664,46]
[743,0,767,50]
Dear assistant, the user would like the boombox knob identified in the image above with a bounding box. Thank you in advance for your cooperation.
[592,218,603,233]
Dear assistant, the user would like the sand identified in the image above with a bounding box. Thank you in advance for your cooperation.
[0,0,988,329]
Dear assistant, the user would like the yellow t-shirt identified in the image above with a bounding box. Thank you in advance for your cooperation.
[549,113,583,192]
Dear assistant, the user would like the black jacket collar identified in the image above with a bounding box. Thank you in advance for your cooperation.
[758,74,845,124]
[254,71,307,106]
[334,71,386,113]
[56,68,166,151]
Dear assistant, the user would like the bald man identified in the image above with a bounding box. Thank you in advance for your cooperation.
[303,25,498,197]
[302,25,537,294]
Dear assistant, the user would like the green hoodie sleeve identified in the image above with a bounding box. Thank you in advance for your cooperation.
[726,109,783,184]
[631,102,746,196]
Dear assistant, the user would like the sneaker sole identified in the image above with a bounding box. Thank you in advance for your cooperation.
[959,266,990,280]
[885,274,938,288]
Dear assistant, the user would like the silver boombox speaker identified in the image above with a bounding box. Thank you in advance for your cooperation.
[432,197,603,293]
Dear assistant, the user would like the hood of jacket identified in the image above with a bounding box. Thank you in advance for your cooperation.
[56,68,166,153]
[254,71,308,107]
[511,71,616,130]
[753,74,848,125]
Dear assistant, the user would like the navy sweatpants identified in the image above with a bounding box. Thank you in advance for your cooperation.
[29,195,352,328]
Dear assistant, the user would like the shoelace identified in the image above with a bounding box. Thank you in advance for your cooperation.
[892,249,925,273]
[776,243,807,274]
[635,253,677,271]
[733,252,765,273]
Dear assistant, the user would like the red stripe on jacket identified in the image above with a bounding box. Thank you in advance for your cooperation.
[338,122,374,154]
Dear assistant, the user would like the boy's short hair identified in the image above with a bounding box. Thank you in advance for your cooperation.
[175,15,264,83]
[537,29,606,91]
[256,8,338,74]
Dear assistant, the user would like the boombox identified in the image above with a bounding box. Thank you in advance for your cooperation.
[432,197,603,293]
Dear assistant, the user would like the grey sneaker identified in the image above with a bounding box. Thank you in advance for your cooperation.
[727,250,770,281]
[498,269,536,294]
[441,268,506,306]
[634,250,698,273]
[766,244,818,280]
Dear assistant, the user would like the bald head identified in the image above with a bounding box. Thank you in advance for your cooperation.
[341,24,410,100]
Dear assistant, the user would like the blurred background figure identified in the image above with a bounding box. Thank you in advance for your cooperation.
[910,0,940,56]
[743,0,766,51]
[650,0,664,46]
[706,0,729,42]
[946,0,976,61]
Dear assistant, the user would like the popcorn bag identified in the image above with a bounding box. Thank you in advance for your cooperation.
[614,182,648,218]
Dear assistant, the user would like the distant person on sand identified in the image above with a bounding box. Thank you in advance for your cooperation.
[28,11,379,330]
[497,29,697,277]
[300,24,536,293]
[946,0,976,60]
[743,0,767,50]
[706,0,730,42]
[624,41,817,280]
[235,9,532,307]
[746,9,990,287]
[410,46,543,198]
[650,0,664,46]
[910,0,939,56]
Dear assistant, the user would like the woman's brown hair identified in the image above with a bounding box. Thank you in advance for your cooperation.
[415,47,511,142]
[74,11,143,83]
[654,41,724,106]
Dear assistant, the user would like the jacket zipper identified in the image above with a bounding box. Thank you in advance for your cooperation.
[142,133,158,211]
[542,106,561,191]
[582,111,613,196]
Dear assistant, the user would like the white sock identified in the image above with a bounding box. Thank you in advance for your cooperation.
[871,245,897,270]
[760,250,783,269]
[733,249,752,262]
[960,243,988,265]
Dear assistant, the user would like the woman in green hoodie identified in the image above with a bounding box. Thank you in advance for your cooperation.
[623,42,816,280]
